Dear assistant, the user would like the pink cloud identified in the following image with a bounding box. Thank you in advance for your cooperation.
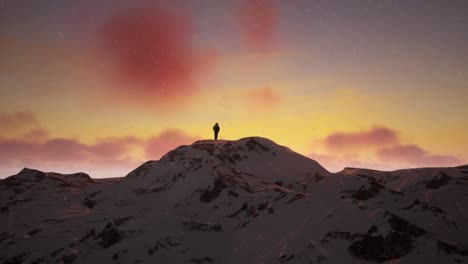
[42,139,90,162]
[0,112,199,178]
[324,126,399,151]
[0,137,134,167]
[0,111,42,135]
[88,137,142,158]
[0,133,177,178]
[238,0,278,51]
[99,5,212,107]
[376,144,461,168]
[145,129,198,158]
[309,126,463,171]
[246,86,281,110]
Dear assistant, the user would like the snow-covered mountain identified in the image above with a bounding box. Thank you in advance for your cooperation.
[1,137,467,264]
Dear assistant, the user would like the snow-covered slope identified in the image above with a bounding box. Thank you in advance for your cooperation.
[1,137,467,264]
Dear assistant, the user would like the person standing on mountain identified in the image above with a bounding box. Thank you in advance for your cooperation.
[213,123,220,140]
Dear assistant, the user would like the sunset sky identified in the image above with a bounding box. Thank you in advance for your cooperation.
[1,0,467,178]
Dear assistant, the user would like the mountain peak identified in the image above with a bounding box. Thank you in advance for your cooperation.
[128,137,328,185]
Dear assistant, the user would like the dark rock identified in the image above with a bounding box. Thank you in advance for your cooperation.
[274,191,287,201]
[351,179,385,201]
[426,171,451,189]
[147,245,159,255]
[367,225,378,235]
[99,225,123,248]
[61,250,79,264]
[245,138,270,152]
[4,252,30,264]
[324,231,362,241]
[247,205,259,217]
[27,228,42,236]
[267,206,275,214]
[30,256,46,264]
[421,203,445,214]
[257,201,269,211]
[79,228,96,243]
[227,190,239,197]
[437,240,468,256]
[183,220,223,232]
[314,173,325,182]
[349,214,426,262]
[200,178,227,203]
[87,190,102,198]
[152,182,173,192]
[388,214,426,237]
[166,237,182,247]
[113,216,132,226]
[316,255,327,263]
[132,188,150,195]
[402,199,420,210]
[82,190,102,207]
[287,193,306,204]
[189,257,215,263]
[226,202,248,218]
[275,180,284,186]
[50,248,65,257]
[83,197,96,208]
[0,206,9,213]
[234,220,250,230]
[279,254,295,263]
[349,231,413,262]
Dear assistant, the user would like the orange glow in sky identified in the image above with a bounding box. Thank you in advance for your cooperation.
[1,0,467,177]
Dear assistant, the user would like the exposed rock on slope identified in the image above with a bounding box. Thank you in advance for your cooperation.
[1,137,467,264]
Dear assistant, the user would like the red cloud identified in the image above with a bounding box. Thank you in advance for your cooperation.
[239,0,278,51]
[0,111,41,134]
[376,144,461,167]
[246,86,281,110]
[324,126,399,151]
[100,6,210,107]
[144,129,198,158]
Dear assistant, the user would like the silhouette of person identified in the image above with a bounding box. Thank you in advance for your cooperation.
[213,123,220,140]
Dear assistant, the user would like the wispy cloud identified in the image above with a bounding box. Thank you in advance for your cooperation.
[309,126,462,172]
[376,144,461,168]
[245,86,282,111]
[323,126,399,151]
[238,0,278,51]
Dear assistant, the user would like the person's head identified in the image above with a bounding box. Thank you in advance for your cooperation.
[215,123,218,125]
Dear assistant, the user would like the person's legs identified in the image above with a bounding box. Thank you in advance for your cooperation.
[215,131,218,140]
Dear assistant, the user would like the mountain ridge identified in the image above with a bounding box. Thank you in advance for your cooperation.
[1,137,467,263]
